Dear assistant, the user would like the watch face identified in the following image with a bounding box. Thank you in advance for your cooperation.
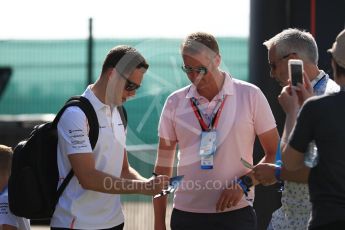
[242,175,253,188]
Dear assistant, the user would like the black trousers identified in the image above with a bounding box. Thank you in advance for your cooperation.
[310,220,345,230]
[171,206,257,230]
[51,223,124,230]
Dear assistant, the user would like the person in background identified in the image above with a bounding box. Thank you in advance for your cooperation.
[282,28,345,230]
[50,45,169,230]
[254,28,339,230]
[0,144,30,230]
[153,32,279,230]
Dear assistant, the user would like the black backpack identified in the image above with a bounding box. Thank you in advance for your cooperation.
[8,96,127,220]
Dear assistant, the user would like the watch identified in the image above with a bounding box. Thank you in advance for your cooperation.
[240,175,253,188]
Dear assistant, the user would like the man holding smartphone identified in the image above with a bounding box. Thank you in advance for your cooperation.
[255,28,340,230]
[282,28,345,230]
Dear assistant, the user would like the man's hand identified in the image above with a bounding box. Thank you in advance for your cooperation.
[278,85,300,115]
[216,182,244,212]
[297,73,314,103]
[144,175,170,196]
[253,163,278,185]
[292,72,314,105]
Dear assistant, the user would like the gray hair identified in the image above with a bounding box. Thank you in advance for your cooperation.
[263,28,318,65]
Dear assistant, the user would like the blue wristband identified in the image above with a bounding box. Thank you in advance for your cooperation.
[275,166,282,182]
[236,179,249,196]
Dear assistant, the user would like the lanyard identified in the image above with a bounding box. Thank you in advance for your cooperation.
[190,96,227,131]
[313,75,325,89]
[275,138,282,166]
[275,138,284,191]
[313,75,328,96]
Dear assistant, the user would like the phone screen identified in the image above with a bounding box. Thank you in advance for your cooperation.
[290,64,303,86]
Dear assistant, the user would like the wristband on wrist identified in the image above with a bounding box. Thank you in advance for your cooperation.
[274,166,282,182]
[236,179,249,196]
[240,175,253,188]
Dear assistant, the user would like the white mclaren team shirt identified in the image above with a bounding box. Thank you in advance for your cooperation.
[51,86,125,229]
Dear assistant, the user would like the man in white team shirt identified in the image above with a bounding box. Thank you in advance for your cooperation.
[50,45,169,230]
[0,145,30,230]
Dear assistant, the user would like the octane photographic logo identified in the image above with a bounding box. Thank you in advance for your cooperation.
[115,38,232,167]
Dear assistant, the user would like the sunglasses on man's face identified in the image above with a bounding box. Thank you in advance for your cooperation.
[124,79,140,91]
[119,73,141,91]
[181,66,208,75]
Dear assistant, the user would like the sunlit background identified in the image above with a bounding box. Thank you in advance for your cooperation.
[0,0,249,39]
[0,1,250,229]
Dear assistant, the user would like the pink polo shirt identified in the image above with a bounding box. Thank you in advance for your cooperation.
[158,72,276,213]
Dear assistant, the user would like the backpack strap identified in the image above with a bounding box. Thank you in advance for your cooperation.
[53,96,99,207]
[117,105,127,129]
[52,96,99,148]
[65,96,99,148]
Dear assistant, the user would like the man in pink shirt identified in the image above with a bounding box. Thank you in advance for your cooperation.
[153,32,279,230]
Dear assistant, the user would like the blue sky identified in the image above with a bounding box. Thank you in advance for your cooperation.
[0,0,249,39]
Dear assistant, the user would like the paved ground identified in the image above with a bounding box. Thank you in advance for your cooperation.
[32,202,173,230]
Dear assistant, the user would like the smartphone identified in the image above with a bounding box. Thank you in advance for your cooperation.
[153,175,184,199]
[288,59,303,86]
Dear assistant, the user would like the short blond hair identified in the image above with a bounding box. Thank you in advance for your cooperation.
[181,32,220,56]
[0,144,13,175]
